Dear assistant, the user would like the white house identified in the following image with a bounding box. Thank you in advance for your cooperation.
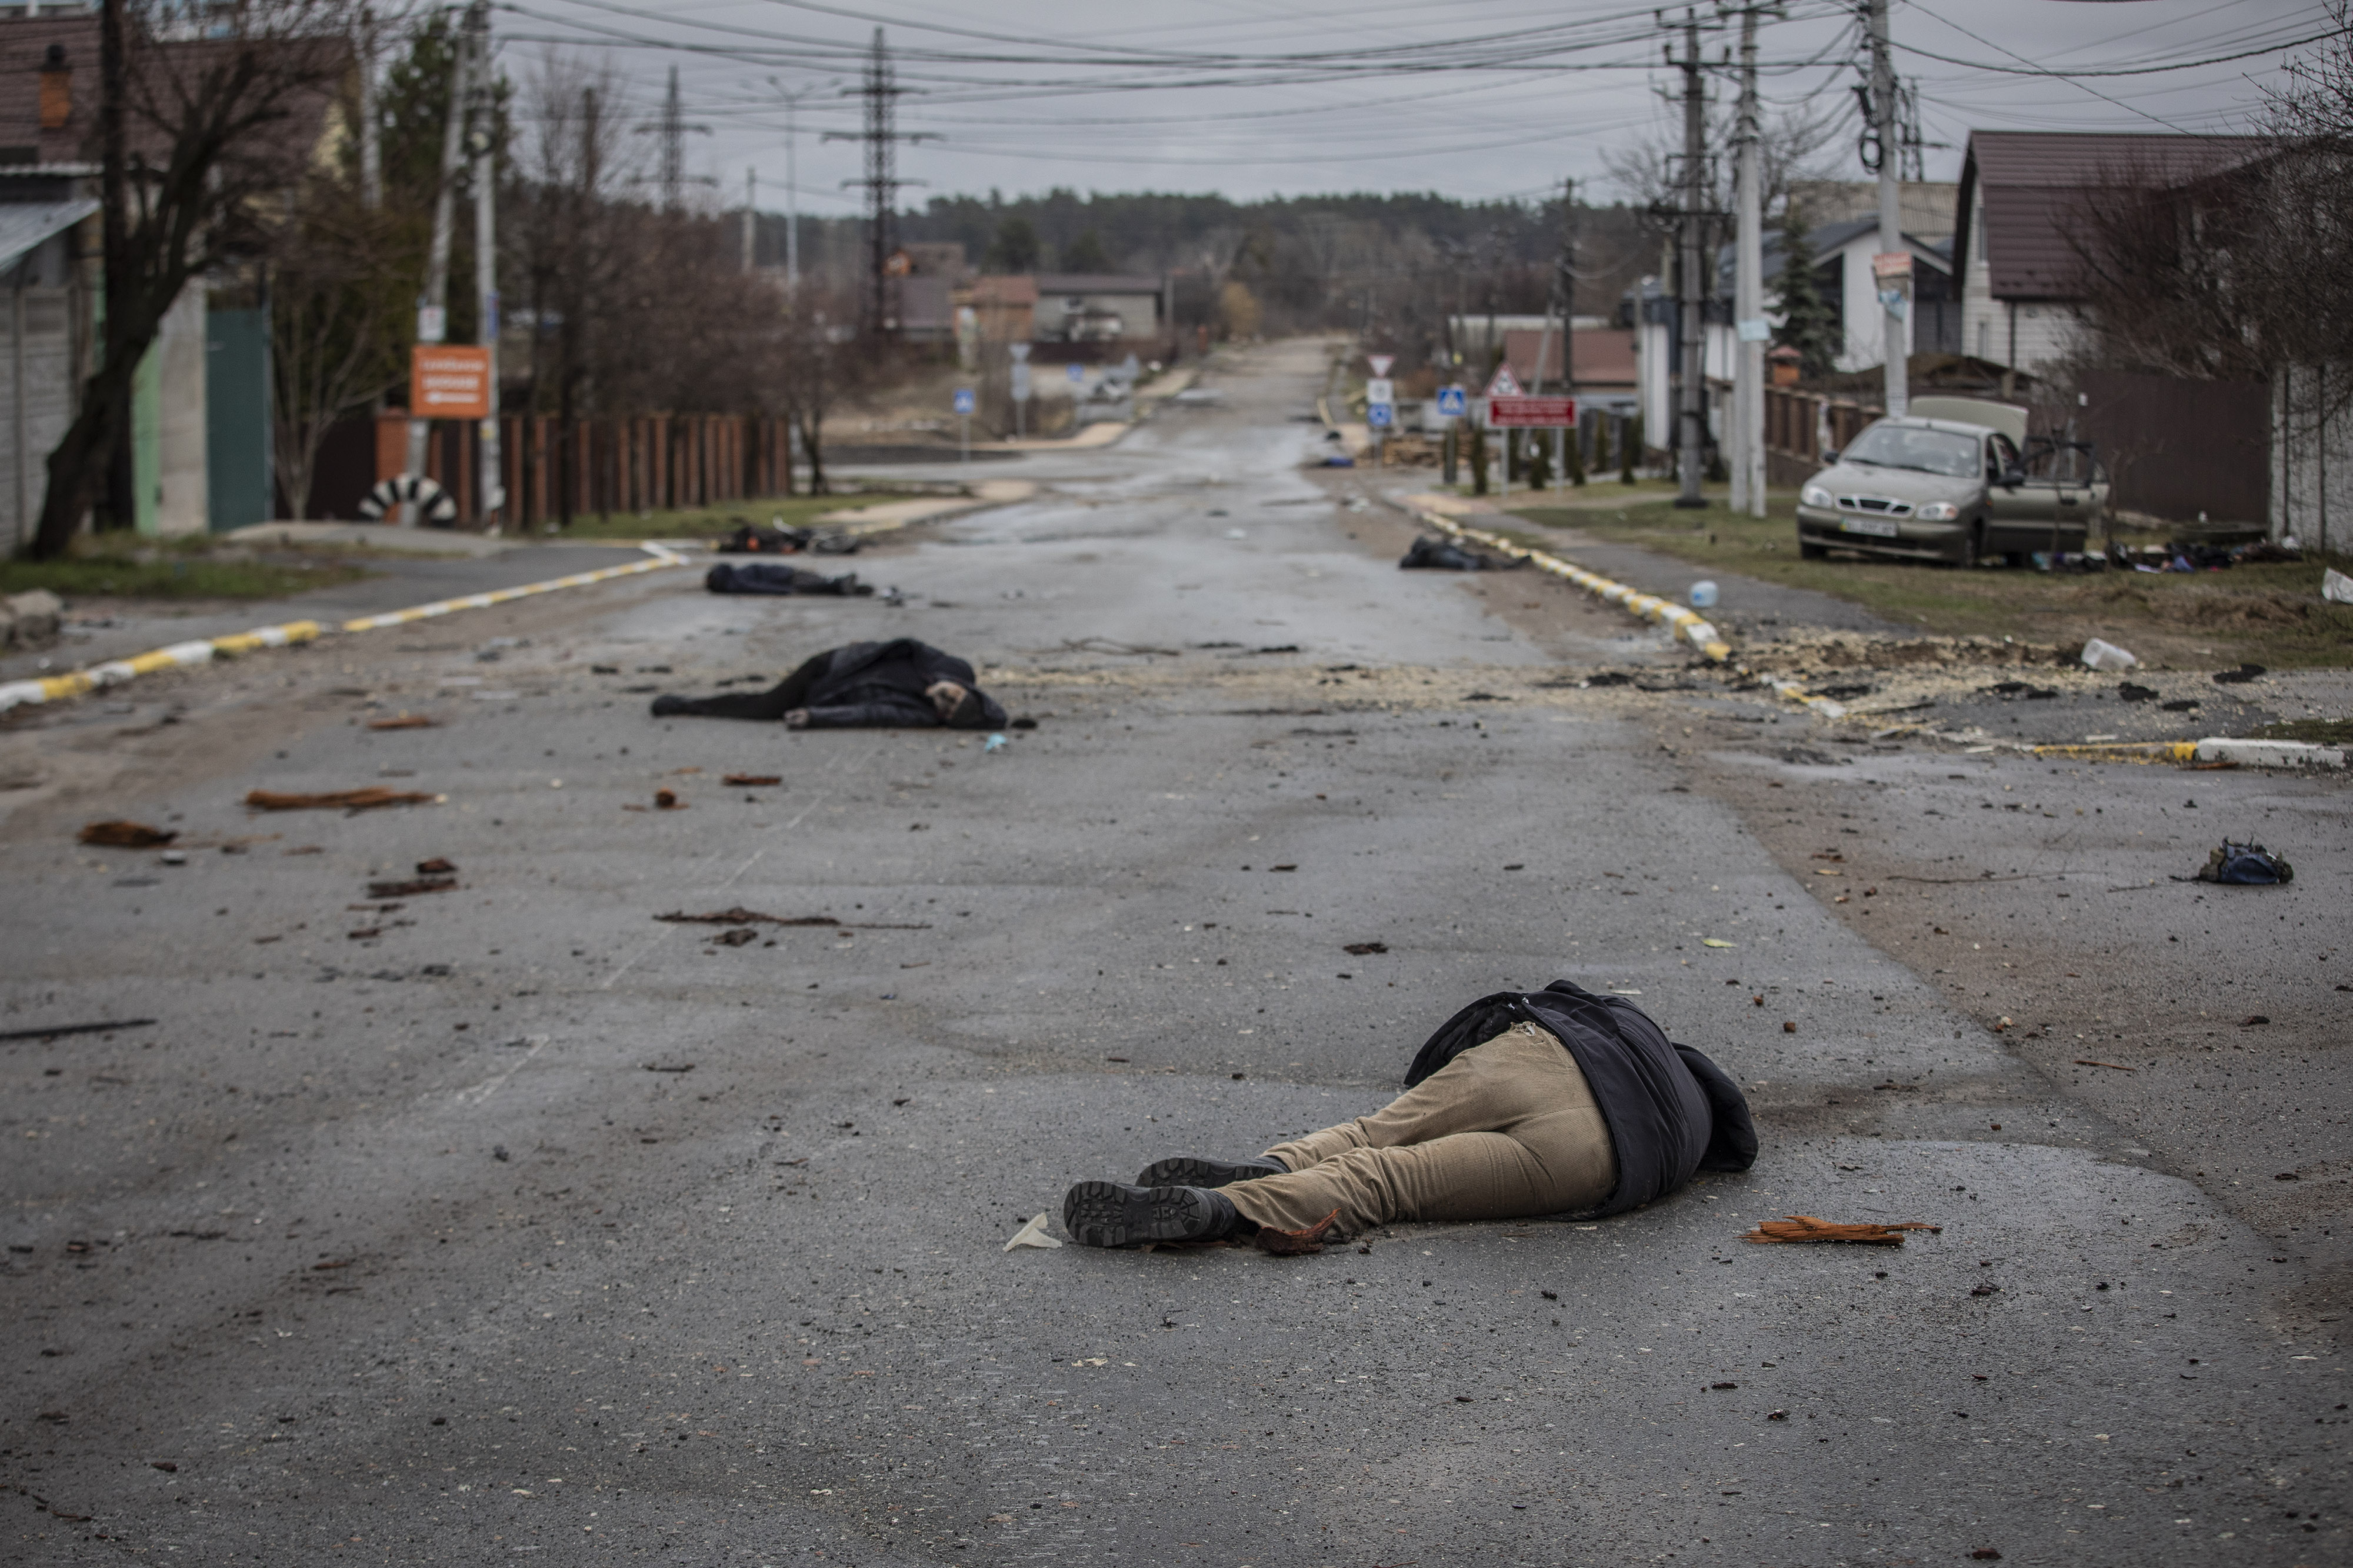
[1951,130,2259,377]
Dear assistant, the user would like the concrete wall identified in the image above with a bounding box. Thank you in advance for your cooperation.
[0,234,76,555]
[2271,364,2353,552]
[148,282,208,536]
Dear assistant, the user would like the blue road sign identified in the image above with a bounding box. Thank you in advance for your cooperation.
[952,388,976,415]
[1066,362,1085,383]
[1435,385,1467,418]
[1367,402,1394,428]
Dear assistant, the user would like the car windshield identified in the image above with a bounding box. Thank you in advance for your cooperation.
[1841,424,1979,479]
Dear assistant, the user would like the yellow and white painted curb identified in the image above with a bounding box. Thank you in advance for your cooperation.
[0,542,688,716]
[1402,493,1732,663]
[2028,737,2344,769]
[0,619,325,711]
[339,541,686,632]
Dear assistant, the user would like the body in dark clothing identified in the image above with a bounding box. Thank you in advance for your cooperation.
[650,639,1008,730]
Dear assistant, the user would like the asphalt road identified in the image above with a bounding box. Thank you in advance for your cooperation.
[3,338,2345,1567]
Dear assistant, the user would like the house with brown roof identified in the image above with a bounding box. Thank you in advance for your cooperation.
[1952,131,2261,376]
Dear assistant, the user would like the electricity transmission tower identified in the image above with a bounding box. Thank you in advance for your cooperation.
[825,29,938,336]
[638,66,711,211]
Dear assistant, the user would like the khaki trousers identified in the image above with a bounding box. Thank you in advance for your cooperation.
[1222,1022,1618,1236]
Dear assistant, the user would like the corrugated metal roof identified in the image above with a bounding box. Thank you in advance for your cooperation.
[0,196,94,272]
[1959,131,2263,301]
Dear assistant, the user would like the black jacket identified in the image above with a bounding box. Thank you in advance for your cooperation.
[1404,980,1757,1217]
[804,639,1008,731]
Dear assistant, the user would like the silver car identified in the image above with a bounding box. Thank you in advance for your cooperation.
[1794,398,2108,566]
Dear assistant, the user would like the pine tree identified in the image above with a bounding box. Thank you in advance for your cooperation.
[1772,213,1841,381]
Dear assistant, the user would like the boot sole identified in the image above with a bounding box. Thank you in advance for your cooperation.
[1134,1156,1282,1189]
[1062,1182,1220,1248]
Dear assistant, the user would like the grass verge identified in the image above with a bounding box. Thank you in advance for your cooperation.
[1,536,371,601]
[1505,493,2353,669]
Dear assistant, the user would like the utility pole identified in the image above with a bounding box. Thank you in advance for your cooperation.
[771,78,825,291]
[1534,178,1573,492]
[1865,0,1908,416]
[742,166,755,274]
[826,30,937,336]
[1730,4,1768,518]
[1672,9,1708,510]
[468,0,502,533]
[357,5,381,209]
[405,0,475,526]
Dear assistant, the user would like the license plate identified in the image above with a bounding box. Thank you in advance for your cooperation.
[1840,517,1900,538]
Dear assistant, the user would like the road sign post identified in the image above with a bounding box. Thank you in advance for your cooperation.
[954,386,975,464]
[1009,344,1031,439]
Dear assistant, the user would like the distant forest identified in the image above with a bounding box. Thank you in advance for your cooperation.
[758,189,1665,370]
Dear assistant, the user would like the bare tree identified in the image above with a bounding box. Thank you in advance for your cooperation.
[268,178,405,519]
[29,0,355,559]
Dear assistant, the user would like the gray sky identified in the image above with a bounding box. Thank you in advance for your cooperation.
[489,0,2340,215]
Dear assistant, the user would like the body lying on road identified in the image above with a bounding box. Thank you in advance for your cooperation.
[650,638,1008,730]
[1065,982,1756,1250]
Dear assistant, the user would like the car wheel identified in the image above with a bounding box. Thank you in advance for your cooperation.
[1799,539,1828,560]
[1955,523,1985,568]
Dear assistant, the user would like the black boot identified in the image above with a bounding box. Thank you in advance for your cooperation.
[1134,1155,1288,1189]
[1062,1183,1241,1248]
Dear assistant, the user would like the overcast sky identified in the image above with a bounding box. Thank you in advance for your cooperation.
[488,0,2340,215]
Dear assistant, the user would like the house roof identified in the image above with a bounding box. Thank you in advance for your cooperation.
[1034,273,1163,295]
[1956,131,2264,301]
[1502,325,1635,389]
[0,196,94,271]
[1722,219,1950,299]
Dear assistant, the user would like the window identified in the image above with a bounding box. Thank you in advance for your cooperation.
[1842,423,1982,479]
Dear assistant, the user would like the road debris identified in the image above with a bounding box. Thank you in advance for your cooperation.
[1004,1213,1063,1251]
[1253,1209,1342,1256]
[2079,638,2138,672]
[367,876,458,899]
[2324,567,2353,603]
[1342,941,1388,955]
[1741,1215,1941,1246]
[0,1017,156,1043]
[245,788,436,812]
[2072,1058,2135,1071]
[2193,841,2294,885]
[722,773,782,786]
[78,820,175,848]
[654,908,932,930]
[366,714,438,730]
[710,928,759,946]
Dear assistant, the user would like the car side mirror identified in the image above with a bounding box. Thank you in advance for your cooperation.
[1819,448,1838,464]
[1999,466,2026,488]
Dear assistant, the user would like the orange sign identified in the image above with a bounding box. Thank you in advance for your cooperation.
[411,346,491,419]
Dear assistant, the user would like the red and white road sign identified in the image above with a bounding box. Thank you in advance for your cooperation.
[1483,363,1524,399]
[1871,251,1913,279]
[411,346,491,419]
[1366,353,1395,377]
[1487,395,1578,429]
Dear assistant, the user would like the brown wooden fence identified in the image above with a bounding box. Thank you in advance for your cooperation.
[1763,386,1885,488]
[371,412,798,529]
